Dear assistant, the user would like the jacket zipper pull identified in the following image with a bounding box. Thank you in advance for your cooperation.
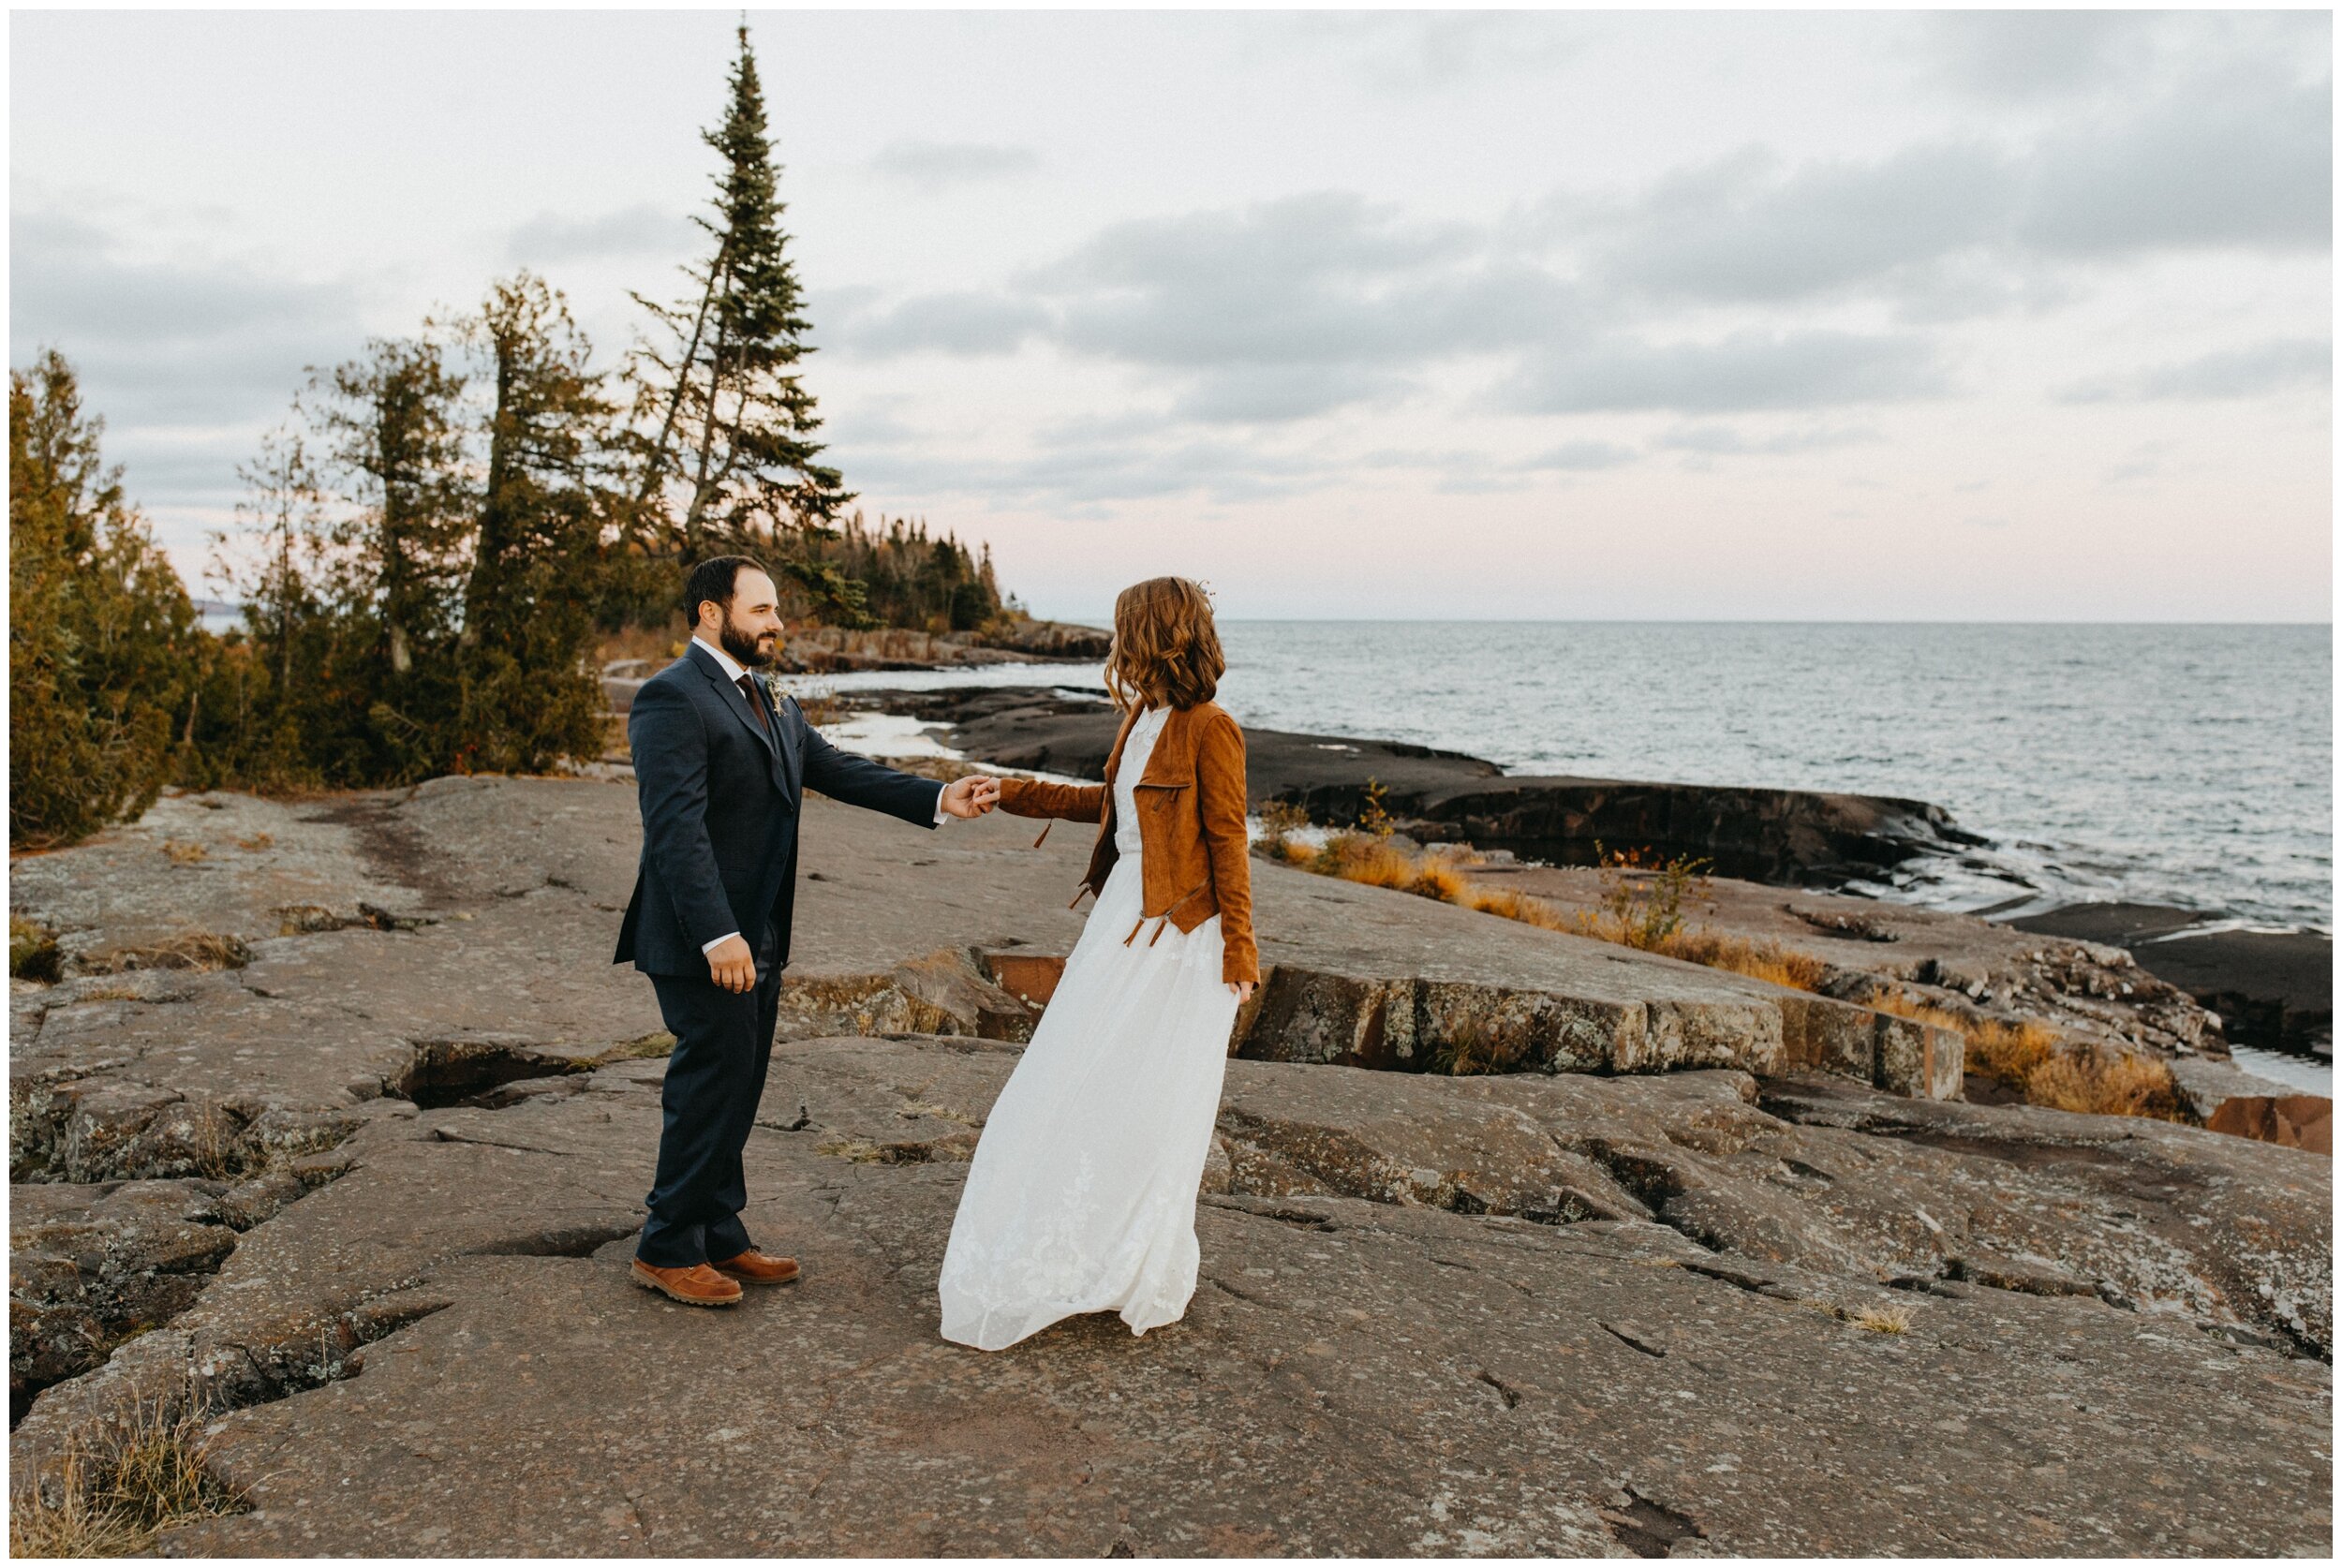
[1123,914,1147,946]
[1147,916,1169,947]
[1031,820,1052,849]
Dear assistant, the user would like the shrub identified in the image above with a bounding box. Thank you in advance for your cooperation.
[10,916,63,983]
[1255,798,1312,858]
[9,352,206,849]
[1574,844,1712,950]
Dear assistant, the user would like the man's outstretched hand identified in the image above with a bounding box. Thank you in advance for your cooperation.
[941,775,1001,819]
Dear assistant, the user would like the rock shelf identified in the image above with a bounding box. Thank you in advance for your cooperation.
[7,777,2332,1554]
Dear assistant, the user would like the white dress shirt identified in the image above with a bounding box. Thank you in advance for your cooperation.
[689,635,950,956]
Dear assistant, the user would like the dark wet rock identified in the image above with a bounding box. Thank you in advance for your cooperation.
[2009,902,2332,1058]
[859,685,1979,883]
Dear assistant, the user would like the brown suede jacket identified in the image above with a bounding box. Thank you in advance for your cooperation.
[996,700,1260,987]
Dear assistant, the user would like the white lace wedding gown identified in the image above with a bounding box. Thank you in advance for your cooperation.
[938,703,1242,1351]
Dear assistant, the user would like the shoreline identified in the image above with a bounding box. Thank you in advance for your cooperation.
[837,681,2333,1070]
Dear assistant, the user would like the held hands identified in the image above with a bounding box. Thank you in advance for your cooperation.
[705,934,756,994]
[940,774,1001,819]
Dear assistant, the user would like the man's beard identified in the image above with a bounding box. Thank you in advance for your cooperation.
[718,609,778,670]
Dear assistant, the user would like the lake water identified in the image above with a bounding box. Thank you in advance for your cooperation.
[806,622,2333,934]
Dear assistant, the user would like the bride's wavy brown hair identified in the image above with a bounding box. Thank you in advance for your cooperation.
[1104,576,1225,713]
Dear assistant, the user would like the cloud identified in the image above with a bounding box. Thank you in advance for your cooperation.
[1169,365,1416,425]
[1519,439,1636,471]
[8,209,393,527]
[869,141,1041,190]
[850,433,1332,510]
[1503,330,1946,415]
[835,289,1051,357]
[506,203,688,263]
[1554,58,2328,316]
[2054,338,2332,403]
[10,211,369,427]
[851,192,1587,426]
[1575,141,2013,305]
[2017,69,2332,255]
[1039,192,1527,369]
[1294,11,1593,94]
[1654,422,1881,456]
[1919,10,2165,102]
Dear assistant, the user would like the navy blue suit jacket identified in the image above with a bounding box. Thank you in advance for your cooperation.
[613,642,945,977]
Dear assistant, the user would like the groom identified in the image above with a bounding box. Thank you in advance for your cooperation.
[615,555,999,1307]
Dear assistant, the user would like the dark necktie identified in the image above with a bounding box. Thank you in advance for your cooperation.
[736,674,769,732]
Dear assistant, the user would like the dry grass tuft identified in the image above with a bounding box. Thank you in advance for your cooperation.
[1869,987,2180,1120]
[233,833,274,852]
[1850,1303,1914,1335]
[2025,1048,2184,1120]
[83,932,253,976]
[9,1392,248,1557]
[1648,929,1831,991]
[160,840,209,866]
[1265,831,1839,996]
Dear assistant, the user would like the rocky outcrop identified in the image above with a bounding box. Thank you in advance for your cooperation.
[856,685,1983,882]
[974,617,1112,659]
[1466,864,2232,1066]
[8,777,2331,1554]
[2009,901,2332,1058]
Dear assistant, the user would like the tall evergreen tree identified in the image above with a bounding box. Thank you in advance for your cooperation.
[305,333,471,780]
[8,351,204,846]
[318,335,469,681]
[452,272,612,772]
[628,22,865,621]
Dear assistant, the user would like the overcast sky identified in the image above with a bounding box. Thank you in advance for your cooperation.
[9,7,2331,621]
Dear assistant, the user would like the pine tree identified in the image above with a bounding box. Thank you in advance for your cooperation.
[627,22,861,620]
[8,351,204,846]
[452,272,613,773]
[307,333,471,780]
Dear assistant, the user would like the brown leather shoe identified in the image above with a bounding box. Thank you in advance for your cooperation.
[631,1259,744,1307]
[711,1249,800,1286]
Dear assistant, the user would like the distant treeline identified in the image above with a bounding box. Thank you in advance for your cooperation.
[7,27,1018,849]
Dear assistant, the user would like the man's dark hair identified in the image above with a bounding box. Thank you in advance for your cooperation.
[682,555,771,625]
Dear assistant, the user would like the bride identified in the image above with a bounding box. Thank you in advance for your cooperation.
[938,576,1260,1351]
